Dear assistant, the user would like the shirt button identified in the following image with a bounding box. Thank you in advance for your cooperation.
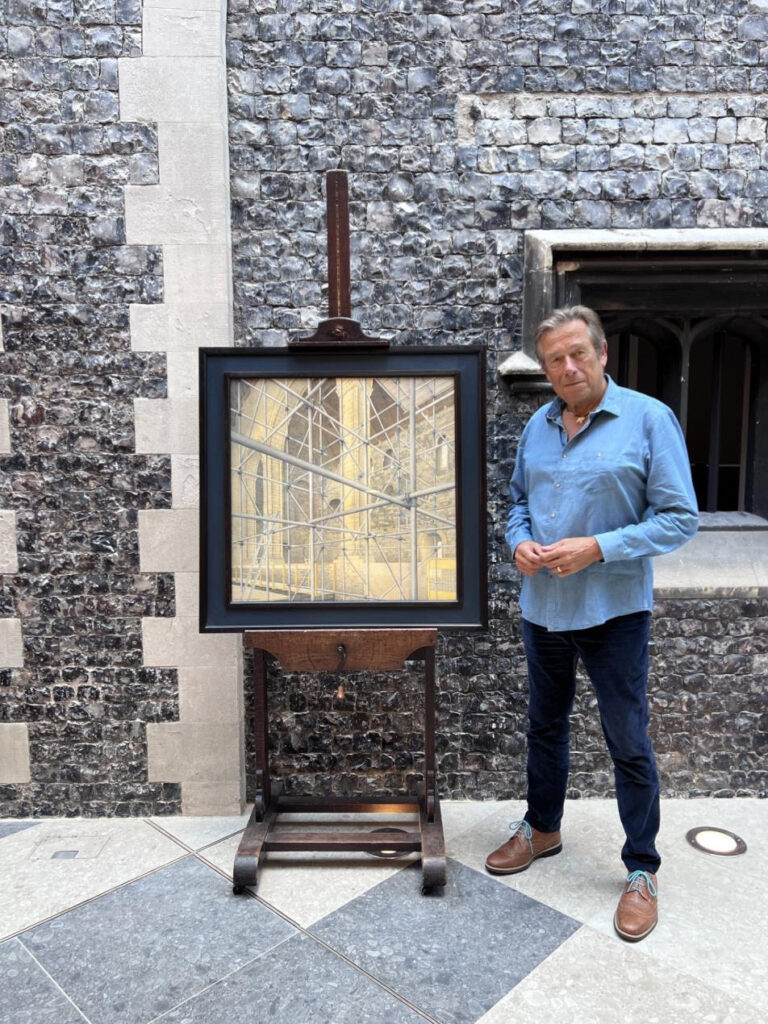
[555,482,561,488]
[550,512,556,518]
[597,452,603,458]
[562,454,567,459]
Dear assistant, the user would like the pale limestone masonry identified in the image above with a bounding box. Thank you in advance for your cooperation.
[0,725,31,785]
[0,319,29,785]
[0,513,19,576]
[0,619,24,670]
[120,0,243,814]
[0,400,9,457]
[457,92,768,148]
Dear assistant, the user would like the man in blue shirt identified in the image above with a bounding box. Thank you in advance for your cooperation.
[485,305,698,942]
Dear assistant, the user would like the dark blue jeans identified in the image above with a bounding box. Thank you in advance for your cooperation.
[522,611,660,874]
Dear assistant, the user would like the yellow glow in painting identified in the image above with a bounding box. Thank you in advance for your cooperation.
[230,376,458,604]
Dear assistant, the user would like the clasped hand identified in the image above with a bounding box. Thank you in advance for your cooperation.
[514,537,603,578]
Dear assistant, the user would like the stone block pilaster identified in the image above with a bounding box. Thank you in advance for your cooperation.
[0,322,29,786]
[121,0,242,814]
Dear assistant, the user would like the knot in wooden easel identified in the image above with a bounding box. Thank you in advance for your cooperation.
[335,644,347,698]
[336,643,347,671]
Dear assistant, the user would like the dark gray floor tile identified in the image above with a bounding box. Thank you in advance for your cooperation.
[311,859,581,1024]
[21,856,296,1024]
[158,932,425,1024]
[0,939,85,1024]
[0,822,40,841]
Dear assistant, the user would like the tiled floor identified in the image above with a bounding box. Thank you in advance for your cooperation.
[0,799,764,1024]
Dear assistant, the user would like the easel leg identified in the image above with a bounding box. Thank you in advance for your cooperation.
[233,649,276,894]
[253,648,271,820]
[420,646,446,890]
[233,786,282,893]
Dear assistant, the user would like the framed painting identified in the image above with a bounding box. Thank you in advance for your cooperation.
[199,346,487,630]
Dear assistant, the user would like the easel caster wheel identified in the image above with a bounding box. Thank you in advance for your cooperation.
[232,885,246,895]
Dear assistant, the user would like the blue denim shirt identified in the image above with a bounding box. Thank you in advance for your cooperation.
[506,377,699,631]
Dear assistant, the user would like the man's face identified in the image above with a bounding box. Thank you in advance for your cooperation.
[538,319,608,410]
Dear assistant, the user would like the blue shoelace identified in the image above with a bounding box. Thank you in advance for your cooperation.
[508,819,534,852]
[625,869,657,898]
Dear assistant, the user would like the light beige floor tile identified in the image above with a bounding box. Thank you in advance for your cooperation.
[440,799,512,846]
[656,797,764,879]
[0,819,185,939]
[450,797,765,945]
[449,799,625,922]
[477,927,765,1024]
[148,810,252,850]
[586,801,766,1010]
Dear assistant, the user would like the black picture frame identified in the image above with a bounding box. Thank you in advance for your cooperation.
[199,346,487,631]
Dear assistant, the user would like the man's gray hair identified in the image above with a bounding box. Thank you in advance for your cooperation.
[535,305,606,361]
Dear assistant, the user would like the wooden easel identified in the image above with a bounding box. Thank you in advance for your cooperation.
[232,629,446,893]
[231,173,447,893]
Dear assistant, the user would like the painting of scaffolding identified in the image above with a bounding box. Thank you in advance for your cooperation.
[230,375,458,604]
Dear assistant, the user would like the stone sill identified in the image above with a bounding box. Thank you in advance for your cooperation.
[654,528,768,599]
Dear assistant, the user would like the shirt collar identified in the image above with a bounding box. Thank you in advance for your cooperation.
[546,374,621,423]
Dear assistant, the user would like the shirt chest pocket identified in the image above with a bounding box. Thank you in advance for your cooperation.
[577,447,645,500]
[575,449,623,495]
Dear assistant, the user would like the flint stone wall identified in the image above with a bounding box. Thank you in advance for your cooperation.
[0,0,181,816]
[228,0,768,803]
[1,0,767,815]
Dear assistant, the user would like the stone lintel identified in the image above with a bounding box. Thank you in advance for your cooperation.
[518,227,768,364]
[525,228,768,272]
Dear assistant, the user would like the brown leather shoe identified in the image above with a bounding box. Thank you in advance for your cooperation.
[614,870,658,942]
[485,819,562,875]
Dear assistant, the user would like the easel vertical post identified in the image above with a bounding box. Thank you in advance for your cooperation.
[253,648,271,819]
[424,645,436,822]
[326,170,351,320]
